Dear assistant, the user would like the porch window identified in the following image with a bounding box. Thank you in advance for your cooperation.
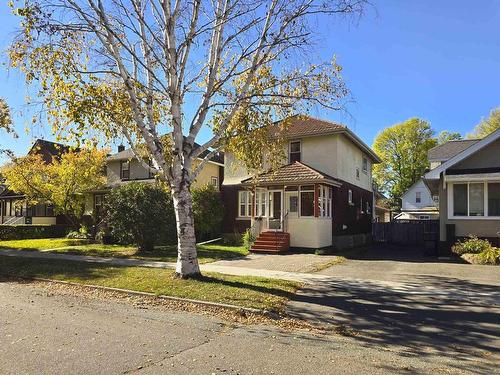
[120,160,130,180]
[289,141,301,163]
[46,204,54,217]
[451,182,500,218]
[300,185,314,217]
[488,183,500,216]
[318,185,332,218]
[94,194,105,217]
[469,183,484,216]
[453,184,468,216]
[255,190,267,217]
[238,191,252,217]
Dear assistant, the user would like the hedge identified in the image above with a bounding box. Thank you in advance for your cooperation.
[0,225,71,240]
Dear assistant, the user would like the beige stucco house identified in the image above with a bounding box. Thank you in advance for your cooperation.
[85,145,224,217]
[222,115,381,251]
[424,129,500,250]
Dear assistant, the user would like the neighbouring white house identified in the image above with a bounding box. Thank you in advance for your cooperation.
[396,138,486,222]
[394,179,439,220]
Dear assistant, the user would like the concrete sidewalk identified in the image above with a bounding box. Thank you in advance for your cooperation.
[0,248,322,282]
[1,248,499,306]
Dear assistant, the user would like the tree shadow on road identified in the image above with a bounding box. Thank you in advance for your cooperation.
[287,274,500,374]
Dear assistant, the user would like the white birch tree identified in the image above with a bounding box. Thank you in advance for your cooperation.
[9,0,366,278]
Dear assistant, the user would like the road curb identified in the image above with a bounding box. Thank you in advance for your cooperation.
[14,276,282,319]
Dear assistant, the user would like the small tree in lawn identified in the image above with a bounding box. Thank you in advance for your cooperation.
[1,148,107,224]
[105,182,175,252]
[9,0,366,278]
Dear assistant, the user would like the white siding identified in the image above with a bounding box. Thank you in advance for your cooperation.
[402,179,436,210]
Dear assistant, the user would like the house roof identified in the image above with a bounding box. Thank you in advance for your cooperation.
[425,128,500,180]
[28,139,72,162]
[241,161,342,186]
[270,115,381,163]
[107,143,224,165]
[427,139,480,161]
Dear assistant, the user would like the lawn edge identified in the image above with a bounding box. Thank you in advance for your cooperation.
[10,275,282,319]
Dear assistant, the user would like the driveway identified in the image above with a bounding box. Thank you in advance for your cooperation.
[286,245,500,374]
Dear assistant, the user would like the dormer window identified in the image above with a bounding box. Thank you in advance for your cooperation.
[120,160,130,180]
[289,140,301,163]
[416,191,421,203]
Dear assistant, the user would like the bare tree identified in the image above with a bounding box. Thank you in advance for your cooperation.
[9,0,366,278]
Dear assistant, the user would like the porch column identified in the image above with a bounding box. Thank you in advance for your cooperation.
[314,184,320,218]
[251,188,255,218]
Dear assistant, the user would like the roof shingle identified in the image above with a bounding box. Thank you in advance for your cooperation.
[269,115,345,138]
[241,161,341,186]
[428,139,480,161]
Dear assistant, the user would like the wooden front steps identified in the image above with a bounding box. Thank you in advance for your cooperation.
[251,231,290,253]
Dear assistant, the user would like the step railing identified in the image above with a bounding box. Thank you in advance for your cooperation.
[274,211,289,252]
[2,216,25,225]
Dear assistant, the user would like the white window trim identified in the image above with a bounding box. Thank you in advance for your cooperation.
[211,176,219,188]
[299,185,315,217]
[415,191,421,204]
[318,185,332,218]
[447,182,500,220]
[362,157,368,174]
[238,190,253,218]
[289,140,301,163]
[255,189,268,217]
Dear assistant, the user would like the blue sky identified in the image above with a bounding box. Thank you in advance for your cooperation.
[1,0,499,158]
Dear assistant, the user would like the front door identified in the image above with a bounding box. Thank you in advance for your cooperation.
[268,190,282,231]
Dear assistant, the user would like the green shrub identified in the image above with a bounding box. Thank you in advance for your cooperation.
[242,229,255,251]
[0,225,70,240]
[451,236,492,255]
[192,185,223,242]
[222,233,243,246]
[477,247,500,265]
[104,182,176,251]
[66,226,92,240]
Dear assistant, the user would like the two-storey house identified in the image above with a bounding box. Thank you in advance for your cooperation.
[222,115,381,251]
[85,144,224,217]
[0,139,68,225]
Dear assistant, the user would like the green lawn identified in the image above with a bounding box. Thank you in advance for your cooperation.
[0,256,300,311]
[0,238,247,264]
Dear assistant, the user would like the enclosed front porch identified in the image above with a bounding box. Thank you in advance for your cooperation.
[238,162,341,251]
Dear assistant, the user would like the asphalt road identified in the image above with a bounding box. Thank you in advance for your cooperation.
[1,280,496,375]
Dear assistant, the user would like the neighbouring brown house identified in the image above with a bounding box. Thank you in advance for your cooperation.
[222,115,381,252]
[424,128,500,250]
[0,139,70,225]
[84,143,224,218]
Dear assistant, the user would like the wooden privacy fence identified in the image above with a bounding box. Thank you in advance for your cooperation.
[373,220,440,250]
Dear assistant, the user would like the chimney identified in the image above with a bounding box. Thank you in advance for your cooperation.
[117,144,125,153]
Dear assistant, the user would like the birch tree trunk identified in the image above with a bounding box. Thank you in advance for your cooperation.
[171,178,201,278]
